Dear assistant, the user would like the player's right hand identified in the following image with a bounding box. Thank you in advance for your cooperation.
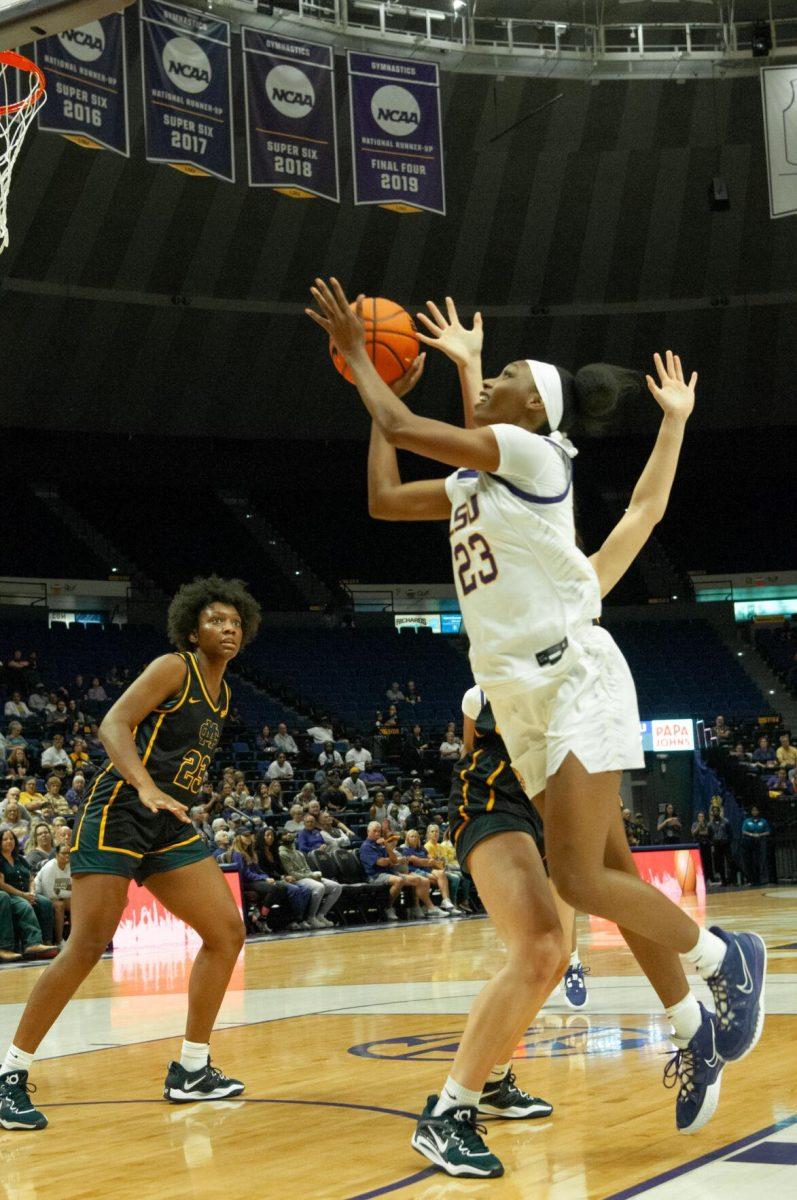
[416,297,483,366]
[138,785,192,824]
[391,353,426,398]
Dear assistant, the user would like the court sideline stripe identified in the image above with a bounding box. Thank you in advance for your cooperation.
[604,1112,797,1199]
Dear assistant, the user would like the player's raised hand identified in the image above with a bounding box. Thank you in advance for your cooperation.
[391,353,426,399]
[138,783,192,825]
[415,297,483,367]
[645,351,696,422]
[306,277,367,358]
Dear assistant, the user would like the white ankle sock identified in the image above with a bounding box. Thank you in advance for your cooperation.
[683,927,726,980]
[180,1040,210,1074]
[665,993,702,1044]
[487,1061,511,1084]
[569,950,580,969]
[433,1076,483,1116]
[2,1045,34,1077]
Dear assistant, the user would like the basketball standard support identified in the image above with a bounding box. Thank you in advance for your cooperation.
[0,0,136,52]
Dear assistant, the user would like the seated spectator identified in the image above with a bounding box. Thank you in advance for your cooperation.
[283,804,306,834]
[439,731,463,763]
[86,677,108,703]
[266,752,294,782]
[399,828,460,914]
[69,738,91,774]
[405,680,422,705]
[273,723,299,756]
[776,732,797,769]
[741,806,771,886]
[306,717,335,744]
[656,804,683,845]
[766,767,794,796]
[41,733,73,777]
[72,674,86,698]
[106,665,123,691]
[306,798,322,819]
[34,844,71,944]
[4,723,28,753]
[369,790,389,825]
[319,741,344,769]
[387,801,409,831]
[86,723,104,753]
[0,829,56,948]
[212,830,231,859]
[426,824,475,912]
[318,811,356,849]
[6,650,32,686]
[0,885,52,960]
[27,687,47,713]
[296,814,325,856]
[293,783,317,810]
[46,700,71,734]
[256,724,275,753]
[43,775,70,818]
[402,724,430,773]
[67,699,87,729]
[632,813,649,845]
[23,823,55,875]
[691,811,712,883]
[63,772,85,815]
[622,808,638,845]
[278,830,342,928]
[345,738,372,769]
[255,782,280,817]
[752,735,776,769]
[709,804,733,886]
[385,682,405,703]
[359,761,386,795]
[267,780,285,812]
[401,779,426,809]
[408,797,433,839]
[4,691,32,720]
[318,774,346,812]
[729,742,748,759]
[341,767,369,807]
[226,831,296,931]
[20,776,46,812]
[0,800,31,841]
[51,822,72,850]
[712,715,732,741]
[358,820,442,921]
[254,828,312,928]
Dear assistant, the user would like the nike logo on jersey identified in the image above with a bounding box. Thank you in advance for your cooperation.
[189,698,202,705]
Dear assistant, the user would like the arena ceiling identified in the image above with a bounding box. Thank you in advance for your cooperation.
[0,6,795,440]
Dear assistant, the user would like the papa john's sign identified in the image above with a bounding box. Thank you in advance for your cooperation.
[640,719,695,753]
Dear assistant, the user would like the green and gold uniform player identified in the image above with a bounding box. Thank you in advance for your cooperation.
[0,576,261,1130]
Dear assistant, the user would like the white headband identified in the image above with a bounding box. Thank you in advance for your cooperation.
[525,359,577,458]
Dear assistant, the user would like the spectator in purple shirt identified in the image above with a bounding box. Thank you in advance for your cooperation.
[752,735,776,768]
[296,814,325,856]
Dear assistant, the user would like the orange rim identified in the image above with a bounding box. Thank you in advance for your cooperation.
[0,50,46,117]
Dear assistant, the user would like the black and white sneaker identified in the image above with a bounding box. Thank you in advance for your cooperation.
[411,1095,503,1178]
[479,1068,553,1120]
[163,1059,245,1103]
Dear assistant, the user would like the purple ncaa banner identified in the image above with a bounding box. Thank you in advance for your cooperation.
[347,51,445,216]
[35,13,129,157]
[139,0,234,182]
[242,27,339,203]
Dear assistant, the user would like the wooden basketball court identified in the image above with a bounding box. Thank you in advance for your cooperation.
[1,888,795,1200]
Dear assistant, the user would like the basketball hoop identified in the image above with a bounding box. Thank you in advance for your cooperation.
[0,51,46,254]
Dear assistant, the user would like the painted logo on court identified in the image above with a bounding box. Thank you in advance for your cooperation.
[162,36,212,95]
[58,21,105,63]
[349,1024,669,1062]
[371,85,420,138]
[266,64,315,119]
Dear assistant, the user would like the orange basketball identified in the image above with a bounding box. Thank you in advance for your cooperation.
[330,296,419,386]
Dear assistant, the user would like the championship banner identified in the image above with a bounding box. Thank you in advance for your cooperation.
[139,0,234,181]
[761,64,797,219]
[35,14,129,157]
[242,27,339,203]
[347,50,445,216]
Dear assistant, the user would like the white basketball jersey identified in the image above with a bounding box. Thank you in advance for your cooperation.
[445,424,601,699]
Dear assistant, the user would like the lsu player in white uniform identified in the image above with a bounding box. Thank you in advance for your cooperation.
[307,279,767,1181]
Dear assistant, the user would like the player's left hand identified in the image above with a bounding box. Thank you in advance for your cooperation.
[306,277,366,357]
[646,351,696,421]
[391,353,426,398]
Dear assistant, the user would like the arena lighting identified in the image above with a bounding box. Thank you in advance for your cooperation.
[452,0,466,10]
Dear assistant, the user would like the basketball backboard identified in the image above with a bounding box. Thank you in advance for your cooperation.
[0,0,136,52]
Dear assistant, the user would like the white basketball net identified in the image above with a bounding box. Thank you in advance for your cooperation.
[0,52,46,254]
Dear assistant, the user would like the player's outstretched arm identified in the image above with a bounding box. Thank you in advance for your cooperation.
[98,655,193,823]
[306,277,500,473]
[590,351,696,599]
[416,298,483,430]
[367,354,452,522]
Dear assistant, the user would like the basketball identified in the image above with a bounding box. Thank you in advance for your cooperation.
[329,296,419,386]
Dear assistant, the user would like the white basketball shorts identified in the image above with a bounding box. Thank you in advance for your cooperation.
[488,622,644,800]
